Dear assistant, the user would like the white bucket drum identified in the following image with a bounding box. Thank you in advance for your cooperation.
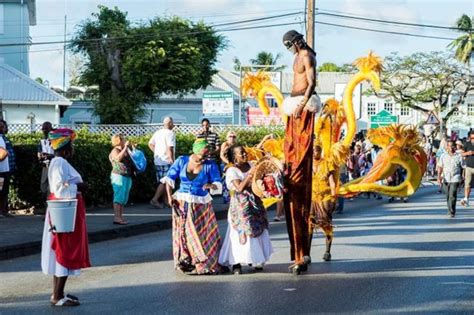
[47,199,78,233]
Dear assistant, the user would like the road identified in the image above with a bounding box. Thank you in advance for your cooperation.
[1,186,473,314]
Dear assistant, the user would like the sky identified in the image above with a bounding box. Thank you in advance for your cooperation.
[28,0,473,87]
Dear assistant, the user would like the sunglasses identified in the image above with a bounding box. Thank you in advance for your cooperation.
[228,135,236,138]
[283,40,293,49]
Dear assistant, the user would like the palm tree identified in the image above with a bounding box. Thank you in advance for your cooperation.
[448,14,473,65]
[249,51,286,71]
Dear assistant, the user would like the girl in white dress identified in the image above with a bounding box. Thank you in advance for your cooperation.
[218,145,273,274]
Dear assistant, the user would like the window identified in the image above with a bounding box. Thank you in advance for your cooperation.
[468,103,474,116]
[0,4,4,34]
[384,102,393,113]
[400,106,410,116]
[367,102,377,116]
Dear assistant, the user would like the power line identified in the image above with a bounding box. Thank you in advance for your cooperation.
[314,20,457,41]
[0,20,303,55]
[316,11,461,31]
[0,12,303,48]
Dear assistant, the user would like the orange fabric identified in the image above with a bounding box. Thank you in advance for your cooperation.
[49,193,91,270]
[283,109,315,264]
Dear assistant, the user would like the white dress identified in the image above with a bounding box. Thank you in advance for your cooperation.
[218,165,273,266]
[41,157,82,277]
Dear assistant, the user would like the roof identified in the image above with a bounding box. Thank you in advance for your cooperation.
[0,63,71,106]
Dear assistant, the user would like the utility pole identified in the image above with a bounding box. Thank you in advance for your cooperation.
[306,0,315,49]
[62,14,67,92]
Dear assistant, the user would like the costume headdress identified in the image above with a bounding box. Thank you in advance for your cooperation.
[49,128,76,150]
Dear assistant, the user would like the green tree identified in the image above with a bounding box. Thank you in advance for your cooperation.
[249,51,285,71]
[233,51,285,72]
[317,62,340,72]
[71,6,225,123]
[448,14,473,65]
[375,51,473,136]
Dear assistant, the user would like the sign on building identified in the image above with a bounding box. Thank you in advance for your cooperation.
[202,91,234,117]
[247,107,283,126]
[370,110,398,128]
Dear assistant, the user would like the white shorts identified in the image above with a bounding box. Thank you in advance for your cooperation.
[282,94,321,116]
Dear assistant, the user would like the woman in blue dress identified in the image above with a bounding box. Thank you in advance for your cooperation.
[162,139,223,275]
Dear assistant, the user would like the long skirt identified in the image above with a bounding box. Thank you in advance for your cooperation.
[172,200,221,274]
[219,191,273,266]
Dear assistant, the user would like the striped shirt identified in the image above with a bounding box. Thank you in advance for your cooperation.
[196,131,220,160]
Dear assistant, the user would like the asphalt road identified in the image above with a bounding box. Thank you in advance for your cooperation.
[1,186,473,314]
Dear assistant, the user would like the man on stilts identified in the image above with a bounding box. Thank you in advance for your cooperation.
[281,30,320,275]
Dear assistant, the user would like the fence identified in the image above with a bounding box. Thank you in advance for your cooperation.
[8,123,284,136]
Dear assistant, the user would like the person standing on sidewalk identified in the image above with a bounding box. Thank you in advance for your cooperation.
[109,134,133,225]
[437,140,464,218]
[41,128,91,307]
[196,118,220,161]
[149,117,175,208]
[461,132,474,207]
[0,120,15,218]
[38,122,55,197]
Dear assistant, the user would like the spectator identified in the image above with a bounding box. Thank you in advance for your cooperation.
[438,140,463,217]
[0,120,15,217]
[109,134,133,225]
[335,163,348,214]
[461,132,474,207]
[38,122,55,196]
[220,131,238,204]
[41,128,90,307]
[347,144,362,181]
[148,117,176,208]
[196,118,220,161]
[455,140,464,154]
[428,151,437,178]
[220,131,237,165]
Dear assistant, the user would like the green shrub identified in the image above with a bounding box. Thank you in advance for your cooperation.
[8,126,284,210]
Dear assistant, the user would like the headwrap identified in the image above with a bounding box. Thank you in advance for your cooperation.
[192,139,210,155]
[49,128,76,151]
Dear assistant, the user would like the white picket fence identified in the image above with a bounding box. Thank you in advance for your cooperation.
[8,123,283,136]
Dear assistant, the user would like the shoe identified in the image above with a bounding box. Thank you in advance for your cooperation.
[149,200,163,209]
[403,198,408,203]
[273,216,281,222]
[232,264,242,275]
[460,199,469,207]
[322,252,332,261]
[289,263,308,275]
[254,265,264,271]
[376,196,383,200]
[449,213,455,218]
[303,255,312,265]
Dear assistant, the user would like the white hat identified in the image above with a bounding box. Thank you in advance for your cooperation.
[163,116,172,124]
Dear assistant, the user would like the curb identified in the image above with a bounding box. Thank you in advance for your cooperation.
[0,206,229,261]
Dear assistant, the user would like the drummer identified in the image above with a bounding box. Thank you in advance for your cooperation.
[41,128,90,307]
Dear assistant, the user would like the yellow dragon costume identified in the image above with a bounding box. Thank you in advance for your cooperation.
[242,52,428,261]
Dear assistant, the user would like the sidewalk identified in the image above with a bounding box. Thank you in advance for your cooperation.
[0,184,439,261]
[0,197,230,261]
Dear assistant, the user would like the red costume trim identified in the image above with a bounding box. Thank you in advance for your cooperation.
[49,193,91,270]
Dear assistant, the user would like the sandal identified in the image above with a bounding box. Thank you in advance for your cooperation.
[52,296,80,307]
[51,293,79,303]
[113,221,129,225]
